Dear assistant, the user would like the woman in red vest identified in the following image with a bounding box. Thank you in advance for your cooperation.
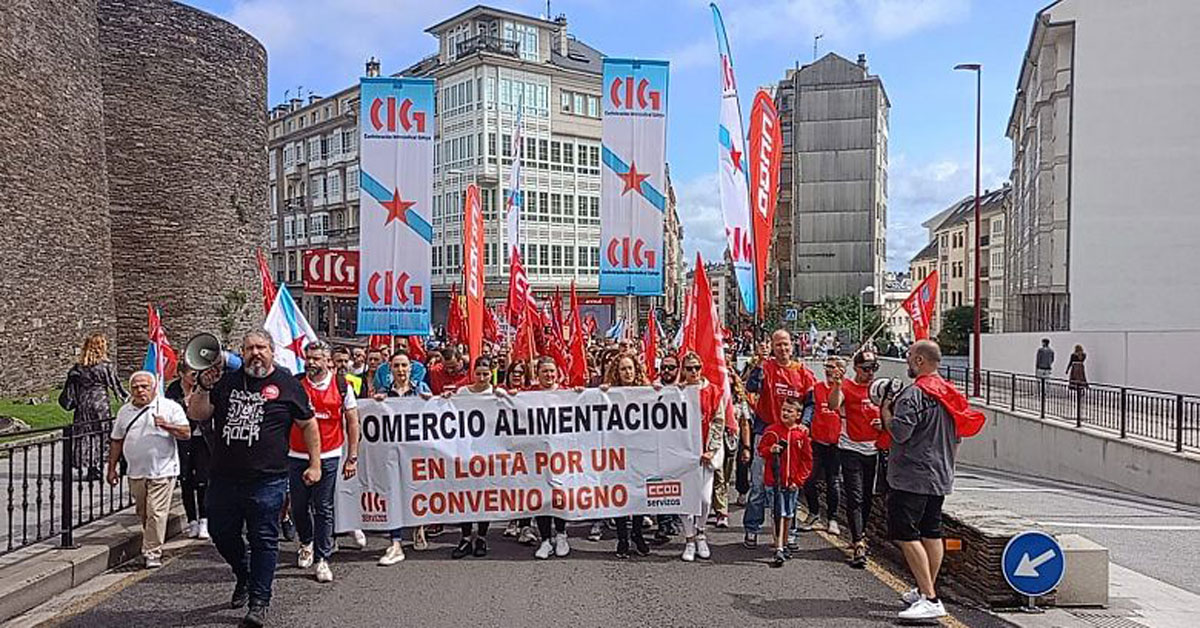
[800,356,845,535]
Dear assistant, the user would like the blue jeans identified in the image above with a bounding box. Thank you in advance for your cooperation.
[207,474,288,605]
[767,486,800,519]
[289,457,339,560]
[743,419,770,535]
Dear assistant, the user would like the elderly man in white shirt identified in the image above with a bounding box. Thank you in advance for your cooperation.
[106,371,191,568]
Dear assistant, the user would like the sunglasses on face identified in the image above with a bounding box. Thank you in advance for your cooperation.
[683,365,702,373]
[662,364,678,371]
[859,364,879,372]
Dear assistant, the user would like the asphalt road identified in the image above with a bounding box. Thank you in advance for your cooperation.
[47,510,1011,628]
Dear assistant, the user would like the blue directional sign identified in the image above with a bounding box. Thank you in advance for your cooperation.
[1002,531,1066,597]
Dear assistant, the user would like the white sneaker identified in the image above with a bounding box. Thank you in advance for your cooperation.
[185,520,199,539]
[503,521,520,538]
[518,526,538,545]
[315,559,333,583]
[197,519,209,540]
[297,543,314,569]
[352,529,368,550]
[898,598,947,620]
[681,542,697,562]
[378,543,406,566]
[553,533,570,557]
[587,522,603,541]
[535,539,554,560]
[696,537,711,560]
[827,520,841,536]
[413,526,428,551]
[901,588,923,605]
[144,555,162,569]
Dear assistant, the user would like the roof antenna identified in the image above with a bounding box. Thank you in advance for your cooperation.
[813,33,823,61]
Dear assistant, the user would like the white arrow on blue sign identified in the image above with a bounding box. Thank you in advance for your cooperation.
[1002,531,1066,597]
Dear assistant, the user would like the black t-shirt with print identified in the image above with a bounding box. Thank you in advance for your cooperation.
[210,367,313,479]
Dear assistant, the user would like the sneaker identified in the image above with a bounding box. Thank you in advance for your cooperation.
[413,527,428,551]
[378,543,406,566]
[716,515,730,528]
[144,555,162,569]
[641,516,655,529]
[197,518,210,540]
[518,526,538,545]
[473,537,488,557]
[742,533,758,549]
[736,493,747,506]
[452,539,473,559]
[632,535,650,557]
[849,541,867,569]
[827,520,841,536]
[426,524,445,538]
[281,518,296,542]
[535,540,554,560]
[503,521,520,538]
[681,542,697,562]
[797,513,818,531]
[242,602,269,628]
[553,533,570,557]
[186,520,199,539]
[615,539,630,559]
[315,559,333,583]
[901,588,923,605]
[230,579,249,609]
[352,529,368,550]
[297,543,314,569]
[786,535,800,552]
[696,536,711,560]
[771,549,786,568]
[652,529,671,546]
[898,598,947,620]
[588,522,603,542]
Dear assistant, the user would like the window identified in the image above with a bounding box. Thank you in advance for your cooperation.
[268,151,277,175]
[587,95,599,118]
[268,222,278,248]
[346,166,359,196]
[308,137,321,161]
[343,129,357,153]
[564,246,574,267]
[327,172,341,200]
[309,175,323,201]
[561,91,571,112]
[550,141,561,164]
[330,131,342,157]
[551,245,562,273]
[574,93,584,115]
[992,218,1004,235]
[504,22,539,62]
[563,143,574,165]
[311,213,328,238]
[295,214,307,240]
[269,185,277,214]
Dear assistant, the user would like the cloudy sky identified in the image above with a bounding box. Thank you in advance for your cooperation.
[184,0,1045,270]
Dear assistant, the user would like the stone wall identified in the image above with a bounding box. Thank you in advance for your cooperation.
[0,1,116,394]
[99,0,268,370]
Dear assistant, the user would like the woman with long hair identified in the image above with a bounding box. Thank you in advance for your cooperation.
[59,333,127,480]
[500,358,538,543]
[444,356,499,559]
[1067,344,1088,396]
[521,356,572,560]
[678,351,726,562]
[166,363,211,540]
[372,351,432,566]
[600,354,652,558]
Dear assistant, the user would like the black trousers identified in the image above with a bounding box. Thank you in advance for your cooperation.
[803,442,841,520]
[838,448,877,544]
[460,522,490,538]
[536,516,566,539]
[614,515,646,543]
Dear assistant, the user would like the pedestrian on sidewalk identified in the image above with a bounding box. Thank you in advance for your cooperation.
[757,396,813,568]
[165,364,211,541]
[106,371,191,569]
[60,332,128,482]
[1035,338,1055,380]
[1067,345,1088,395]
[187,329,322,628]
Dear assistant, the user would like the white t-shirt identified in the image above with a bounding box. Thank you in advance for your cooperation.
[455,384,494,396]
[110,398,189,479]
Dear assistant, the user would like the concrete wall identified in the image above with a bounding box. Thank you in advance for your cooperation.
[959,404,1200,508]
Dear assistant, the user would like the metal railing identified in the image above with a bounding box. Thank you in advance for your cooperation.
[940,365,1200,453]
[0,419,135,556]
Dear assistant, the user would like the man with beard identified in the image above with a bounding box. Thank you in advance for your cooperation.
[188,329,320,628]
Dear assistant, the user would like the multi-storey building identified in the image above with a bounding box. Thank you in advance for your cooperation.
[986,0,1200,393]
[882,272,914,343]
[265,6,681,338]
[908,241,939,334]
[773,52,889,308]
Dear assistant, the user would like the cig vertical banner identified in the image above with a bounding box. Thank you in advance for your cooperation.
[600,58,669,296]
[357,77,435,335]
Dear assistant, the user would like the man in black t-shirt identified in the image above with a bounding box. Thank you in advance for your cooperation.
[188,329,320,628]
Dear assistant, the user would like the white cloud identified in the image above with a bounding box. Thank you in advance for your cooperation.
[674,171,728,264]
[866,0,971,40]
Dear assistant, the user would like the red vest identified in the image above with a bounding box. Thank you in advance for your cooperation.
[914,373,986,438]
[756,360,816,426]
[291,376,346,456]
[841,379,883,443]
[811,382,841,445]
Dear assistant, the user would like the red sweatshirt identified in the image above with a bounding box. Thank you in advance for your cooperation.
[757,422,813,489]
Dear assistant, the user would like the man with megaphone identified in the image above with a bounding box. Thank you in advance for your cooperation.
[186,329,321,628]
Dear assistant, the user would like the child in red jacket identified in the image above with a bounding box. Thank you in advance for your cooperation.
[757,395,814,567]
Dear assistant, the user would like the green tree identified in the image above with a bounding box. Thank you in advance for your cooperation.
[936,305,989,355]
[798,296,886,343]
[218,288,249,345]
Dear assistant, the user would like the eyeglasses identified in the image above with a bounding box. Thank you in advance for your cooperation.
[662,364,678,371]
[859,364,880,372]
[683,365,702,373]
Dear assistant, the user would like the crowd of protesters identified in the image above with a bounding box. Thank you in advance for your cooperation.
[71,324,973,627]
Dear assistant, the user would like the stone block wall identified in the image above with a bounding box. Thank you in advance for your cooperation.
[0,1,116,394]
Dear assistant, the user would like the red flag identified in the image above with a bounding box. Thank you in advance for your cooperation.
[567,282,588,386]
[463,184,485,367]
[506,249,535,326]
[446,284,467,346]
[748,90,782,314]
[902,270,939,340]
[583,315,598,339]
[406,336,427,363]
[550,288,566,343]
[368,335,391,350]
[678,266,698,357]
[146,304,178,382]
[644,308,658,382]
[256,248,277,315]
[483,305,500,343]
[512,310,537,363]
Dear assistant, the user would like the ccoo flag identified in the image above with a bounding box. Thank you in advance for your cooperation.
[599,58,669,296]
[356,77,435,335]
[463,184,485,367]
[748,89,782,311]
[902,270,940,340]
[710,3,757,315]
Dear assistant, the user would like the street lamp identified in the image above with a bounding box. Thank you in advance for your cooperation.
[858,285,876,346]
[955,62,982,397]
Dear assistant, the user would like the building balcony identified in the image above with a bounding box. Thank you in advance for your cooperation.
[285,197,306,211]
[311,195,326,208]
[456,35,519,59]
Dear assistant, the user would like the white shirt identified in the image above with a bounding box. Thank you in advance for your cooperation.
[110,398,189,479]
[455,384,494,396]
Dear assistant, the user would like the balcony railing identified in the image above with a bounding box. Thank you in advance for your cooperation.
[455,35,519,59]
[285,197,306,211]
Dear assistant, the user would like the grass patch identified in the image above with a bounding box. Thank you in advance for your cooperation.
[0,389,73,432]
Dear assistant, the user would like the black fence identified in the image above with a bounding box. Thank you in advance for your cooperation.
[939,365,1200,452]
[0,419,135,556]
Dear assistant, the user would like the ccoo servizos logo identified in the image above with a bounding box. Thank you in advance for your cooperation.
[645,478,682,508]
[369,97,426,133]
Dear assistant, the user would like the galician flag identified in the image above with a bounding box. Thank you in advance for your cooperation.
[711,3,757,316]
[264,284,318,374]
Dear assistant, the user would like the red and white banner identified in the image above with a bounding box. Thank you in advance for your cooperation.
[303,249,359,295]
[902,270,940,340]
[506,249,535,327]
[748,89,782,310]
[462,184,484,366]
[334,387,703,529]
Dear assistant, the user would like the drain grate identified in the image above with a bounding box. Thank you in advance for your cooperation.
[1068,610,1149,628]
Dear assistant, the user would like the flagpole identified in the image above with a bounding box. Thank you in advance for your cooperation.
[853,300,907,360]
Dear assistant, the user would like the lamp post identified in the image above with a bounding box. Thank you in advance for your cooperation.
[859,285,875,346]
[955,62,982,397]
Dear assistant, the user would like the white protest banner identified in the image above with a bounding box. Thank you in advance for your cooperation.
[336,386,703,530]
